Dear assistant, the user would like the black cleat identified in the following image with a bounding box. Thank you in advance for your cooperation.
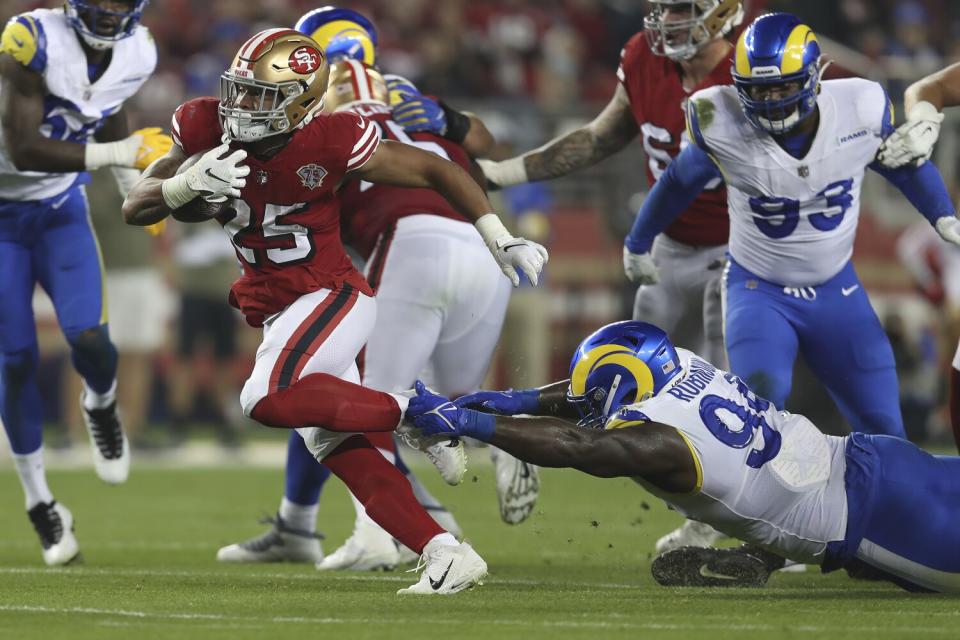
[28,501,81,566]
[79,394,130,484]
[651,545,773,588]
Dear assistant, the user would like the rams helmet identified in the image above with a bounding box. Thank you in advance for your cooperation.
[732,13,822,134]
[219,29,329,143]
[65,0,149,50]
[295,6,377,66]
[324,59,388,112]
[644,0,743,61]
[567,321,682,429]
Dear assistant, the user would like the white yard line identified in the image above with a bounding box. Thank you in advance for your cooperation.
[0,604,955,634]
[0,566,639,589]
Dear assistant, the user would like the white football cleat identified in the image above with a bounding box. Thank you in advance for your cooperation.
[655,519,725,556]
[317,519,400,571]
[396,423,467,486]
[397,540,487,595]
[216,514,323,563]
[79,394,130,485]
[491,447,539,525]
[28,501,80,566]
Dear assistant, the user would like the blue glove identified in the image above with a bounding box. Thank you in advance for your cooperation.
[407,381,496,442]
[454,388,539,415]
[385,75,420,104]
[392,96,447,135]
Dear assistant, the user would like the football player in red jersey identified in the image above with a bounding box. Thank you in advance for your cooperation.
[212,8,539,572]
[471,0,743,554]
[122,29,547,594]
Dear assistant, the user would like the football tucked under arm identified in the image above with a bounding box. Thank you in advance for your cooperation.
[169,152,227,223]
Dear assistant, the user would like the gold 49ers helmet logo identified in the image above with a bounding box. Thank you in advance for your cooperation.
[289,46,321,74]
[297,163,328,189]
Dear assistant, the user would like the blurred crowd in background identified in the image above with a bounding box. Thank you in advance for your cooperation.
[2,0,959,451]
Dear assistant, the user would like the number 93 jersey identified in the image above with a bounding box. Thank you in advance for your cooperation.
[0,8,157,201]
[687,79,890,287]
[172,97,376,325]
[609,349,850,564]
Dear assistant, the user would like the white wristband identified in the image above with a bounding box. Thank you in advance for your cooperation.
[85,137,139,170]
[474,213,511,246]
[484,156,528,187]
[161,172,198,210]
[908,100,940,122]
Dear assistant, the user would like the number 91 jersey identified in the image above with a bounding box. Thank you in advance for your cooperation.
[610,349,850,564]
[172,97,375,325]
[687,79,890,286]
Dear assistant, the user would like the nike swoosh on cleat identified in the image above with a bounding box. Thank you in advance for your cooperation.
[429,560,455,590]
[699,564,738,581]
[204,168,229,183]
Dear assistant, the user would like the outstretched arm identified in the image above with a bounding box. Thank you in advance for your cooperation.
[407,383,698,491]
[489,416,692,486]
[878,69,960,168]
[354,140,548,286]
[479,84,638,187]
[455,379,580,420]
[904,61,960,112]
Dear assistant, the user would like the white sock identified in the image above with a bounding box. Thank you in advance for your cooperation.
[13,448,54,509]
[279,497,319,534]
[82,380,117,411]
[425,532,459,549]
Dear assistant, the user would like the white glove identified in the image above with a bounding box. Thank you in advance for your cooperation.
[877,101,944,168]
[623,246,659,284]
[477,157,528,189]
[161,144,249,209]
[936,215,960,246]
[474,213,549,286]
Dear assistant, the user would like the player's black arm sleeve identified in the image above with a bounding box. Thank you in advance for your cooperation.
[488,416,697,492]
[0,54,87,172]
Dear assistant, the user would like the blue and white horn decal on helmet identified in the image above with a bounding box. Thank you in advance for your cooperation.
[294,6,377,65]
[567,321,682,429]
[732,13,822,134]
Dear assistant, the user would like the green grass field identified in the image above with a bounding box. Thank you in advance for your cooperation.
[0,454,957,640]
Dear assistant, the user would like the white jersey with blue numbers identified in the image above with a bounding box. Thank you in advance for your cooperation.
[688,79,888,286]
[609,349,849,564]
[0,9,156,201]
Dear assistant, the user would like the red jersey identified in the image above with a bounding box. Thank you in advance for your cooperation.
[337,102,471,260]
[172,97,377,325]
[618,33,731,246]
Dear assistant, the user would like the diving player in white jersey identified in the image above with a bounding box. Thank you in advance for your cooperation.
[624,13,960,442]
[405,320,960,592]
[877,60,960,453]
[0,0,170,565]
